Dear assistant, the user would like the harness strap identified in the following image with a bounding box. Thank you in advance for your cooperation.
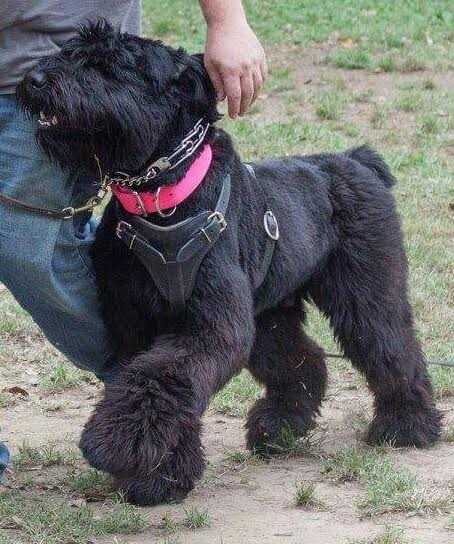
[116,174,231,314]
[244,164,279,291]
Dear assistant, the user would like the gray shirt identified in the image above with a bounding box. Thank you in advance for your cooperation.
[0,1,142,95]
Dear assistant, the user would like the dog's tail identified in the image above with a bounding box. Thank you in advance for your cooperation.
[347,145,396,188]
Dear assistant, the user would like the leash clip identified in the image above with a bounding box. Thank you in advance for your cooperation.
[61,206,75,219]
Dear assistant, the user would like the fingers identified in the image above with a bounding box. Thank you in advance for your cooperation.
[251,67,263,105]
[205,61,226,102]
[223,73,242,119]
[239,71,254,116]
[206,59,267,119]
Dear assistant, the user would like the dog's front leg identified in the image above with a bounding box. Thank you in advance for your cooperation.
[80,269,255,505]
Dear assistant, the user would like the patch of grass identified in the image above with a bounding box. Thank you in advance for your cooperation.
[315,90,347,121]
[65,468,114,501]
[0,535,20,544]
[445,425,454,443]
[321,74,347,91]
[223,449,250,465]
[0,491,147,544]
[377,55,397,73]
[14,442,77,469]
[354,89,374,103]
[268,66,294,93]
[328,49,372,70]
[337,123,361,138]
[144,0,454,71]
[370,104,388,129]
[422,79,436,90]
[418,114,441,135]
[294,481,320,508]
[322,446,382,482]
[398,55,427,73]
[183,507,210,530]
[223,449,263,469]
[322,446,453,516]
[39,362,94,391]
[347,526,407,544]
[260,425,323,458]
[152,19,177,37]
[431,366,454,400]
[211,370,261,417]
[350,409,370,434]
[0,300,35,338]
[95,497,148,535]
[161,511,178,534]
[394,91,425,113]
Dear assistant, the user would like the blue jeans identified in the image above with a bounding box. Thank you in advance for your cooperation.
[0,95,114,379]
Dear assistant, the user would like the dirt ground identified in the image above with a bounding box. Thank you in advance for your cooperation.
[1,42,453,543]
[2,355,454,544]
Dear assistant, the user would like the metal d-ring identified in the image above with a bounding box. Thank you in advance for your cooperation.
[264,210,279,241]
[155,186,177,218]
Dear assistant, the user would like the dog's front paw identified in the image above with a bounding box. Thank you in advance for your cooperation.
[114,422,205,506]
[366,405,442,448]
[80,358,196,476]
[246,398,315,456]
[114,474,191,506]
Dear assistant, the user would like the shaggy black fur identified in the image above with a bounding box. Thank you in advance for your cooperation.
[17,20,442,506]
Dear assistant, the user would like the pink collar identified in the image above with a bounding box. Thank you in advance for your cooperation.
[111,144,213,216]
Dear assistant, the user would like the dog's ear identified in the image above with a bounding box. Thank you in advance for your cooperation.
[173,53,221,122]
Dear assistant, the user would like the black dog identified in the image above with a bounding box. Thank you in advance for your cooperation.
[17,20,441,506]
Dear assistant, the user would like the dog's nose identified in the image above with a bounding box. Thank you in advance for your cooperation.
[27,69,48,89]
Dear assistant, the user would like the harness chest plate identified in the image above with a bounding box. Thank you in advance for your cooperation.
[115,166,279,315]
[116,174,231,314]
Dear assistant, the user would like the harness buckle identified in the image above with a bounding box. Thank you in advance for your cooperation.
[208,211,228,232]
[116,220,132,239]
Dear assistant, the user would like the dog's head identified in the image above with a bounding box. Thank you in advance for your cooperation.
[17,19,220,175]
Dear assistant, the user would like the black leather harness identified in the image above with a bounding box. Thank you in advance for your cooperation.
[115,167,279,314]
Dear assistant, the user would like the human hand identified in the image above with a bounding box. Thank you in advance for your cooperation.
[204,18,267,119]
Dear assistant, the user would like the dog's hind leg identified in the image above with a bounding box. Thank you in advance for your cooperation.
[307,194,442,448]
[245,301,327,455]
